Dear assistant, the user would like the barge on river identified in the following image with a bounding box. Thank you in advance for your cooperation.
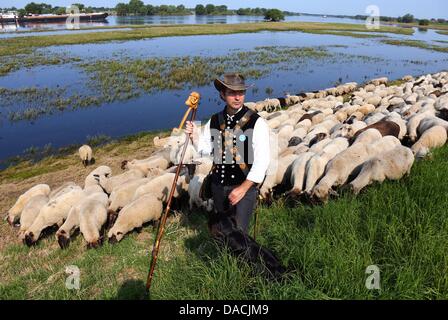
[0,12,108,24]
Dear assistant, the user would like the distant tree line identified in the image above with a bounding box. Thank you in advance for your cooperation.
[115,0,191,16]
[0,2,112,17]
[352,13,447,25]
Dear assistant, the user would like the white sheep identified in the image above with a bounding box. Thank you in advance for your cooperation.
[84,166,112,188]
[6,184,51,226]
[133,172,188,203]
[79,145,93,167]
[406,110,436,142]
[188,174,214,212]
[259,154,299,201]
[289,152,315,195]
[56,192,108,248]
[99,169,146,194]
[24,187,86,246]
[79,193,110,248]
[17,195,49,241]
[349,145,414,194]
[304,138,349,193]
[417,116,448,137]
[312,136,400,201]
[121,155,170,175]
[411,125,447,159]
[108,177,151,214]
[352,128,383,145]
[108,194,163,243]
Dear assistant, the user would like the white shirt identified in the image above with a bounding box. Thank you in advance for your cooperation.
[195,112,271,184]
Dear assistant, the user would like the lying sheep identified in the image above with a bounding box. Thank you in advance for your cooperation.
[411,125,447,159]
[99,169,146,194]
[188,174,214,212]
[6,184,51,226]
[406,111,436,142]
[18,195,49,241]
[349,145,414,194]
[24,187,86,246]
[108,194,163,243]
[79,145,93,167]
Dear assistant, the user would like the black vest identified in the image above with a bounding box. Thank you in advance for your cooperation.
[209,105,260,186]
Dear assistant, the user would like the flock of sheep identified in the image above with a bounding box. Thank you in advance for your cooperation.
[4,71,448,249]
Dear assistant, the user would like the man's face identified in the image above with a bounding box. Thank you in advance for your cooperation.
[221,88,246,110]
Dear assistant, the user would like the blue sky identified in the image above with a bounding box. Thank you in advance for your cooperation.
[1,0,447,19]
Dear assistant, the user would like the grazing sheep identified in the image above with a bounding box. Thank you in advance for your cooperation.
[406,111,436,142]
[350,120,400,143]
[352,128,383,145]
[6,184,51,226]
[304,138,349,193]
[259,154,299,201]
[24,188,86,246]
[49,182,78,199]
[99,169,146,194]
[79,145,93,167]
[312,136,400,201]
[121,156,169,175]
[350,146,414,194]
[108,178,151,213]
[133,173,188,203]
[188,174,214,212]
[289,152,315,195]
[108,194,163,243]
[56,192,108,249]
[79,193,110,248]
[417,116,448,136]
[84,166,112,188]
[411,125,448,159]
[18,195,49,241]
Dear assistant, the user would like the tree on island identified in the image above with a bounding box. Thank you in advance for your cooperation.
[264,9,285,22]
[398,13,414,23]
[418,19,430,26]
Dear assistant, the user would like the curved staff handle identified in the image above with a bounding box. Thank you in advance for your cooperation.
[146,92,200,292]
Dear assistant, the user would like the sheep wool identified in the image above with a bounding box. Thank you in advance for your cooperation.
[6,184,51,226]
[108,194,163,243]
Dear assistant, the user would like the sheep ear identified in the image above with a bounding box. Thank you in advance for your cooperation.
[329,189,339,197]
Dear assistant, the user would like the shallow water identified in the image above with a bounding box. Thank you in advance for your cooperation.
[0,14,366,34]
[0,29,447,164]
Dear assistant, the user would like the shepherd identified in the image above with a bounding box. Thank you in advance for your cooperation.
[186,73,270,233]
[185,73,286,279]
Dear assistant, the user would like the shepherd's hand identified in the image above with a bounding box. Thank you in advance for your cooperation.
[185,121,196,137]
[229,180,254,206]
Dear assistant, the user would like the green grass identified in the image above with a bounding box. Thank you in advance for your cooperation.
[2,143,448,299]
[381,39,448,53]
[0,21,413,57]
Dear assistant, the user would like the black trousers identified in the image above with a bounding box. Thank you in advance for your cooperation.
[207,182,286,280]
[210,182,258,234]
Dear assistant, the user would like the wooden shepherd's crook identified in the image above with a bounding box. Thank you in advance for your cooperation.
[146,91,200,292]
[178,92,200,130]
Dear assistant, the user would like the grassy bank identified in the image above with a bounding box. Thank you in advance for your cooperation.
[0,22,413,57]
[381,39,448,53]
[2,128,448,299]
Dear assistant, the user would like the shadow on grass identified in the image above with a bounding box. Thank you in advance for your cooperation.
[115,279,148,300]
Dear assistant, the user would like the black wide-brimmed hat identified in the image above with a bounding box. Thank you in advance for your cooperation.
[214,73,252,92]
